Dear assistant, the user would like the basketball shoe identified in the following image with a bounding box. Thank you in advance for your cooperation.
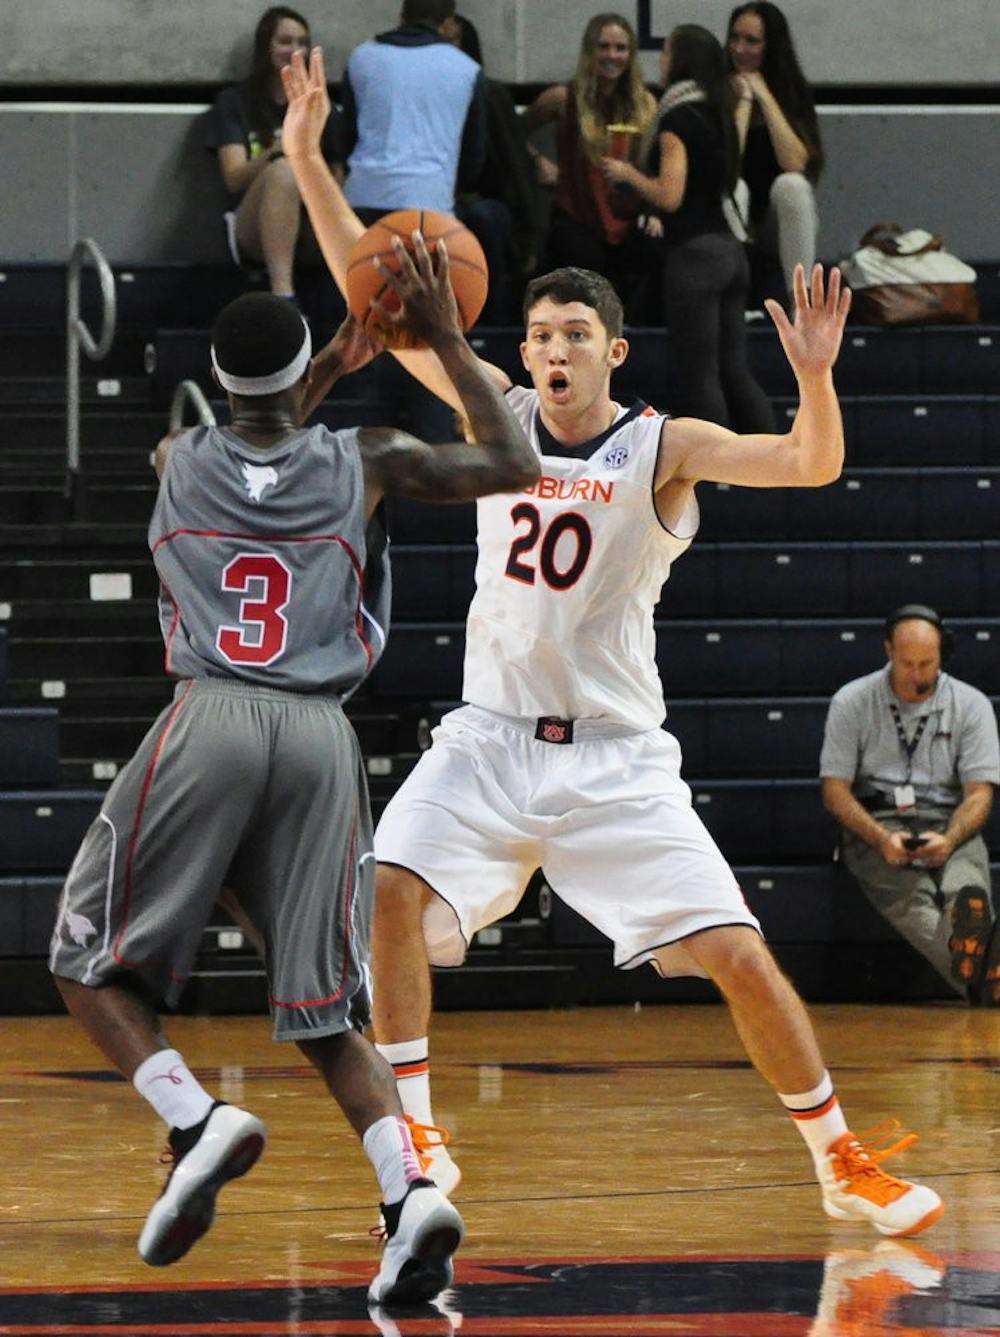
[138,1101,266,1265]
[809,1240,946,1337]
[368,1179,464,1305]
[818,1122,944,1237]
[405,1115,462,1197]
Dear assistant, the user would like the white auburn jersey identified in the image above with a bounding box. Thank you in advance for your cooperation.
[463,384,698,730]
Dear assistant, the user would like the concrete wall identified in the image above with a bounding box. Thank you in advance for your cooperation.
[2,103,997,265]
[3,0,999,86]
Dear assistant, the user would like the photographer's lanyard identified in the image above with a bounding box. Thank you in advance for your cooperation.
[888,701,930,792]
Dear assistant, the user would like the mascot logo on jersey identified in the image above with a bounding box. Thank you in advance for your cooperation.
[241,462,279,503]
[602,444,630,470]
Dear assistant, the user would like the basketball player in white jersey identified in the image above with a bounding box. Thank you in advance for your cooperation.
[279,48,945,1239]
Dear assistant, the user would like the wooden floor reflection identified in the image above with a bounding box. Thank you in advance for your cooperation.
[1,1003,998,1334]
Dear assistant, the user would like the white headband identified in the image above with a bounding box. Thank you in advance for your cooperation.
[211,321,312,396]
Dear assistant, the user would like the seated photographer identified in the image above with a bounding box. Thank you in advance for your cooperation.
[820,604,1000,1005]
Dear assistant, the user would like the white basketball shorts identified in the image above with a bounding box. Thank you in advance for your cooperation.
[374,705,761,976]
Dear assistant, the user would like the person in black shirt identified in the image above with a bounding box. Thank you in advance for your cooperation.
[727,2,822,302]
[602,24,773,431]
[205,7,343,299]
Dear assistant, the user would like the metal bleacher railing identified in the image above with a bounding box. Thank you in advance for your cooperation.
[65,238,116,516]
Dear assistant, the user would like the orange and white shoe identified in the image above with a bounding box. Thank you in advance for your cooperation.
[818,1122,944,1237]
[405,1115,462,1198]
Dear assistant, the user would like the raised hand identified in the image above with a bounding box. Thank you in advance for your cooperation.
[765,264,852,382]
[280,45,330,162]
[371,232,462,349]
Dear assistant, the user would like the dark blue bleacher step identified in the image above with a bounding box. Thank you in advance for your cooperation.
[0,376,152,409]
[0,330,150,378]
[0,790,104,873]
[0,708,59,785]
[4,600,156,638]
[0,485,157,525]
[0,559,157,602]
[2,411,171,453]
[7,635,164,680]
[371,617,1000,700]
[0,523,148,555]
[0,876,64,955]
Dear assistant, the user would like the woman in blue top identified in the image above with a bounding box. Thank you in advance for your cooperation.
[602,24,773,431]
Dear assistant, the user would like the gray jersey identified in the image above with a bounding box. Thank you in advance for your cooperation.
[150,424,387,696]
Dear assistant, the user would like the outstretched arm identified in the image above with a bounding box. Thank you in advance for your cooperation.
[280,47,510,413]
[657,264,851,490]
[360,233,538,507]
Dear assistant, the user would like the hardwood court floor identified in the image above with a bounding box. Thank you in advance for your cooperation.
[1,1003,998,1334]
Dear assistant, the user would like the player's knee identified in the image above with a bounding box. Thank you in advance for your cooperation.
[693,926,781,999]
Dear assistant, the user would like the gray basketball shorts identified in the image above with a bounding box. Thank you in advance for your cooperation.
[49,678,374,1041]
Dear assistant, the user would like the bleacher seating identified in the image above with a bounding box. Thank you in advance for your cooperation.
[2,259,999,1010]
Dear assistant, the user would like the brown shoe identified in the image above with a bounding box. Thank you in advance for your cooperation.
[947,886,992,999]
[976,915,1000,1007]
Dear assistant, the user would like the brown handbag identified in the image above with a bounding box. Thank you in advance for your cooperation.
[844,224,980,326]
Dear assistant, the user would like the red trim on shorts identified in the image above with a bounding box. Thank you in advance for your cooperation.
[153,527,372,668]
[269,816,358,1009]
[786,1094,840,1121]
[112,681,195,968]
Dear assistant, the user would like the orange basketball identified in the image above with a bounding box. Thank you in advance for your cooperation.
[345,209,488,351]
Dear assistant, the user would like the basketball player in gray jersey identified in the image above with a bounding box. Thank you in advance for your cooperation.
[48,253,539,1305]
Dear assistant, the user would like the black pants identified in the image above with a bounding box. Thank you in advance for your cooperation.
[662,231,774,432]
[546,211,661,323]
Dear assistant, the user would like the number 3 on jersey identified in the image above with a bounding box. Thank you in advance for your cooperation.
[217,553,291,666]
[504,502,592,591]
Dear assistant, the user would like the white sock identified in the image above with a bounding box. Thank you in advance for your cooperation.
[376,1038,434,1127]
[133,1049,214,1131]
[363,1114,423,1205]
[779,1071,849,1172]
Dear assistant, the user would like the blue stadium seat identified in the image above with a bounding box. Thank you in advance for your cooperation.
[0,709,59,785]
[719,544,849,616]
[390,546,475,621]
[689,779,774,862]
[656,621,781,696]
[697,482,788,541]
[384,497,477,545]
[920,326,999,394]
[772,779,839,860]
[847,542,982,615]
[703,698,828,777]
[985,397,1000,465]
[746,329,796,396]
[787,470,917,541]
[0,791,103,872]
[739,865,840,942]
[918,468,999,539]
[854,396,985,466]
[837,329,921,395]
[948,619,1000,695]
[780,620,881,694]
[657,545,716,618]
[369,624,466,698]
[662,701,709,775]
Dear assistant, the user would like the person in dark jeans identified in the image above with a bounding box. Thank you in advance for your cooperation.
[602,24,773,430]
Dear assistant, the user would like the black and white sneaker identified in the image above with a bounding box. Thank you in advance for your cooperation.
[138,1102,266,1266]
[368,1178,464,1305]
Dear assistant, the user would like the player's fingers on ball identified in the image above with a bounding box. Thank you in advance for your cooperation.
[390,236,419,282]
[373,257,409,297]
[432,238,452,283]
[409,230,434,280]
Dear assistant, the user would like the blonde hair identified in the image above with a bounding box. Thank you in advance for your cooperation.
[572,12,656,164]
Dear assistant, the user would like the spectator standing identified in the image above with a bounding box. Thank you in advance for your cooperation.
[820,605,999,1004]
[445,12,543,320]
[205,7,342,299]
[603,25,774,430]
[521,12,660,315]
[340,0,487,224]
[726,1,823,301]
